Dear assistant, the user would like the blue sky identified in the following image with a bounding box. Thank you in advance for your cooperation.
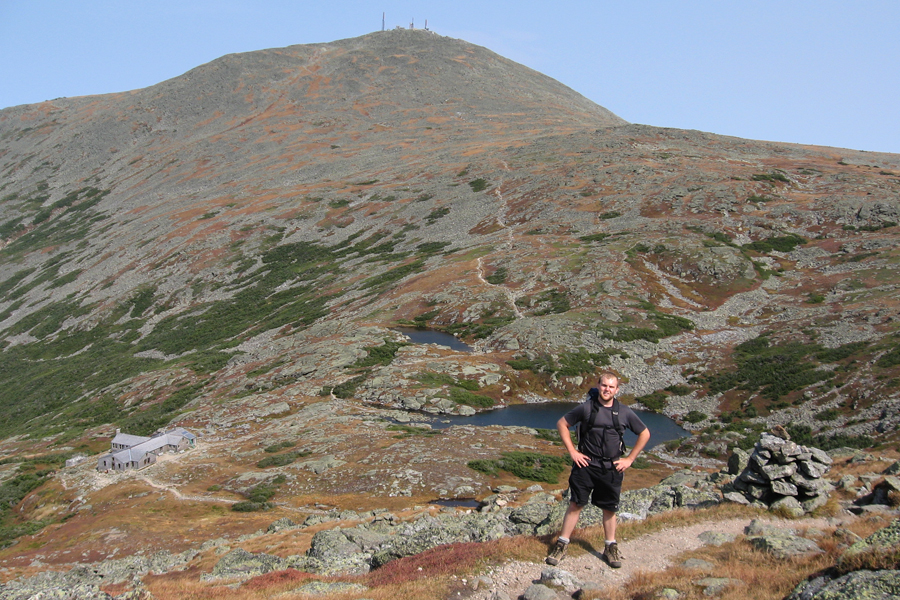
[1,1,898,154]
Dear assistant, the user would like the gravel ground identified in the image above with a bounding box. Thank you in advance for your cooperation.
[467,515,843,600]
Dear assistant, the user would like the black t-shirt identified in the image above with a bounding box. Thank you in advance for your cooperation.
[563,397,647,460]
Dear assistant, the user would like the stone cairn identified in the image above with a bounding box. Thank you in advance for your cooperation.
[724,428,834,516]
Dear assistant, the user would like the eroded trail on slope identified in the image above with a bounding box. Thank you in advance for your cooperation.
[473,160,524,343]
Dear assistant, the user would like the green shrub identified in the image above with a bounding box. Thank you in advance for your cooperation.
[232,501,273,512]
[453,379,480,391]
[486,266,507,284]
[414,371,456,387]
[425,207,450,223]
[469,179,489,192]
[256,450,310,468]
[700,447,721,459]
[579,233,610,242]
[416,241,451,255]
[467,459,498,476]
[876,345,900,368]
[664,438,685,451]
[505,349,612,378]
[533,289,570,315]
[637,391,667,412]
[683,411,707,423]
[704,336,833,402]
[386,424,441,438]
[264,440,296,453]
[599,211,621,220]
[362,258,426,289]
[631,455,651,469]
[534,428,562,444]
[333,375,367,399]
[786,424,872,450]
[495,452,570,483]
[743,234,807,253]
[815,408,840,422]
[664,385,692,396]
[556,349,612,377]
[448,387,494,408]
[353,339,408,368]
[751,172,790,183]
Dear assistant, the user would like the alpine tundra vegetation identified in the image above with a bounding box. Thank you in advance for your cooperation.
[0,28,898,599]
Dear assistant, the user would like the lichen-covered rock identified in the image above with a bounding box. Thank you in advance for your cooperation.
[267,517,298,533]
[507,501,559,536]
[295,581,369,596]
[698,530,737,546]
[694,577,743,596]
[726,434,833,513]
[0,581,114,600]
[522,583,564,600]
[305,529,372,574]
[673,485,721,510]
[839,517,900,569]
[748,532,823,559]
[207,548,288,581]
[727,447,750,475]
[539,566,583,592]
[785,570,900,600]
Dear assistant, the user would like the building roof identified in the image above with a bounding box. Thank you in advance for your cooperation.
[104,428,195,467]
[111,432,151,447]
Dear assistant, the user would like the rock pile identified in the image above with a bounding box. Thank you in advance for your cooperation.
[724,431,834,515]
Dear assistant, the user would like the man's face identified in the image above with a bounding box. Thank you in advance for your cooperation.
[598,377,619,401]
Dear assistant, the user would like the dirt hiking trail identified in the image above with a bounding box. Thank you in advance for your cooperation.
[468,515,845,599]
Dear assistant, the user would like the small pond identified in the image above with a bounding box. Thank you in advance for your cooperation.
[393,327,473,352]
[390,327,688,448]
[420,402,689,450]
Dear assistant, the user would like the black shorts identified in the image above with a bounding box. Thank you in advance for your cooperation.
[568,462,623,512]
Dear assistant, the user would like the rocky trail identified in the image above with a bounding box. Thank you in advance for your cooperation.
[468,515,842,600]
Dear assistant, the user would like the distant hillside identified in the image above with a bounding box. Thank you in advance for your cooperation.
[0,30,899,565]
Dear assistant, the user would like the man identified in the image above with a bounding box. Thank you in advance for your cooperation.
[545,372,650,568]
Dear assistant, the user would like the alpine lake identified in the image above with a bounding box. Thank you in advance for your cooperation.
[392,327,690,450]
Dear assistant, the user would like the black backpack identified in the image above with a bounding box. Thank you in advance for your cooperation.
[577,388,627,459]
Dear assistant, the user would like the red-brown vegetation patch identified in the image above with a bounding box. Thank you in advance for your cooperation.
[366,540,506,586]
[244,568,315,590]
[469,219,504,235]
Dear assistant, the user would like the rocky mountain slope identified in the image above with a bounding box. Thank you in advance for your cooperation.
[0,27,899,595]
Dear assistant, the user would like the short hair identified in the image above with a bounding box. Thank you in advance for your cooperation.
[598,372,620,386]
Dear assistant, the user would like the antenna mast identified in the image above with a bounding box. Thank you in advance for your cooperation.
[382,12,385,31]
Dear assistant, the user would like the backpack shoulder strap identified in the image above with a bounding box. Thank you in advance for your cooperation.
[611,398,626,455]
[578,395,600,452]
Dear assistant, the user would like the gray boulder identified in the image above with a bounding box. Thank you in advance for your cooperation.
[839,517,900,569]
[785,570,900,600]
[207,548,287,580]
[748,533,823,559]
[727,447,750,475]
[508,502,560,536]
[539,566,583,592]
[305,529,373,575]
[522,583,565,600]
[267,517,298,533]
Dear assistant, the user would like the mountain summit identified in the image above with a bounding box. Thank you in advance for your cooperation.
[0,29,899,585]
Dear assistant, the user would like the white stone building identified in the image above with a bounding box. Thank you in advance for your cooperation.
[97,427,196,472]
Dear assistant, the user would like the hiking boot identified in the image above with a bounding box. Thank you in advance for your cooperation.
[603,542,622,568]
[545,540,568,565]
